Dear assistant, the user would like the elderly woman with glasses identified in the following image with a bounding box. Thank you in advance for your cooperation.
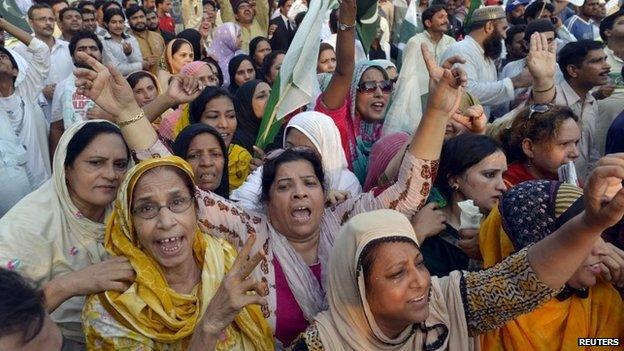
[81,156,274,350]
[501,104,582,188]
[72,13,468,343]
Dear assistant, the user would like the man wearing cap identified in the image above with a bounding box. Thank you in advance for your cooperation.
[440,6,533,117]
[565,0,601,40]
[220,0,269,53]
[0,16,51,189]
[506,0,529,25]
[524,1,576,51]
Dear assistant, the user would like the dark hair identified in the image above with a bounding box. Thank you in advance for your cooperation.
[329,9,338,33]
[173,123,230,198]
[177,29,203,60]
[523,18,555,41]
[126,70,157,89]
[59,6,81,21]
[80,7,96,16]
[69,30,103,56]
[504,105,579,163]
[0,47,19,82]
[260,148,326,202]
[189,86,234,124]
[294,11,306,27]
[103,7,125,25]
[156,0,166,5]
[260,50,285,84]
[558,40,604,79]
[505,24,526,46]
[202,0,218,8]
[435,134,502,199]
[51,0,70,6]
[102,0,122,13]
[27,3,52,20]
[0,269,47,346]
[359,237,418,288]
[228,54,255,93]
[76,0,97,11]
[122,0,136,8]
[422,5,446,30]
[171,38,193,57]
[125,4,145,19]
[232,79,263,152]
[249,36,270,66]
[94,0,106,10]
[65,122,129,167]
[524,1,554,20]
[318,42,334,58]
[599,9,624,42]
[203,56,224,86]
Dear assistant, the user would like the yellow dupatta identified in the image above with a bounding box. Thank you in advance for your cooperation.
[98,156,273,350]
[479,181,624,351]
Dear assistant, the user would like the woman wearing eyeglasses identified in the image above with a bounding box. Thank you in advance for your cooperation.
[81,156,274,350]
[314,4,395,184]
[502,104,581,188]
[70,0,468,340]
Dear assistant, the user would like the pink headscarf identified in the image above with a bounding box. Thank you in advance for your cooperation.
[363,132,410,192]
[206,23,243,85]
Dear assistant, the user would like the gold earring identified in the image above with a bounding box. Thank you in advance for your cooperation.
[451,184,459,190]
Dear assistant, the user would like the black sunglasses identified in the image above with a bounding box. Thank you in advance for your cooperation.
[357,80,394,94]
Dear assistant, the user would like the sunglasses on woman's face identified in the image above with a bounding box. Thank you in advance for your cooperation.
[357,80,394,94]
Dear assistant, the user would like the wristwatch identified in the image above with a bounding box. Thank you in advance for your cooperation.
[338,22,356,31]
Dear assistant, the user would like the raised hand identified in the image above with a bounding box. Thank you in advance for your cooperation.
[459,228,482,260]
[526,32,556,85]
[326,189,350,207]
[74,51,139,118]
[122,41,133,56]
[250,145,266,172]
[600,242,624,288]
[422,43,467,116]
[199,234,267,336]
[166,75,203,105]
[581,154,624,232]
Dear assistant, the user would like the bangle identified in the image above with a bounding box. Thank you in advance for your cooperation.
[117,109,145,128]
[533,83,555,93]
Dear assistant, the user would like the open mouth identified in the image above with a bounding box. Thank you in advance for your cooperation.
[407,294,427,308]
[199,171,216,182]
[371,102,385,112]
[155,235,185,255]
[291,206,311,223]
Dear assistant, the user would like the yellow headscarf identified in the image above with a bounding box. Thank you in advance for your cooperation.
[479,180,624,351]
[100,156,273,350]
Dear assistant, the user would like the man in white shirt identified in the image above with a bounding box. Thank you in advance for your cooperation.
[441,6,533,117]
[383,4,456,134]
[14,3,73,125]
[50,31,102,154]
[0,17,51,189]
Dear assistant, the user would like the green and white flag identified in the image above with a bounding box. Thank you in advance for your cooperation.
[356,0,381,55]
[397,0,423,52]
[255,0,339,149]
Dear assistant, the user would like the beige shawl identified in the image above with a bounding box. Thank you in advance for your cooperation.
[313,209,478,351]
[0,120,117,343]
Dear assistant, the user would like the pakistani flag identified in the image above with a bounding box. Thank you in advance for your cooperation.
[356,0,381,55]
[0,0,32,35]
[255,0,340,149]
[396,0,423,70]
[463,0,483,31]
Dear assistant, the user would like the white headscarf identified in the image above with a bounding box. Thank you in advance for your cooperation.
[284,111,361,196]
[0,120,125,343]
[230,112,361,211]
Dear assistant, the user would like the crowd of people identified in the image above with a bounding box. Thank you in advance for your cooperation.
[0,0,624,349]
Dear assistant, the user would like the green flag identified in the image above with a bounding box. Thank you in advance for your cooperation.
[255,0,339,150]
[356,0,380,55]
[0,0,32,35]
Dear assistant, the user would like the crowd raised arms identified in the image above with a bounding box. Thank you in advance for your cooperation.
[1,0,624,350]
